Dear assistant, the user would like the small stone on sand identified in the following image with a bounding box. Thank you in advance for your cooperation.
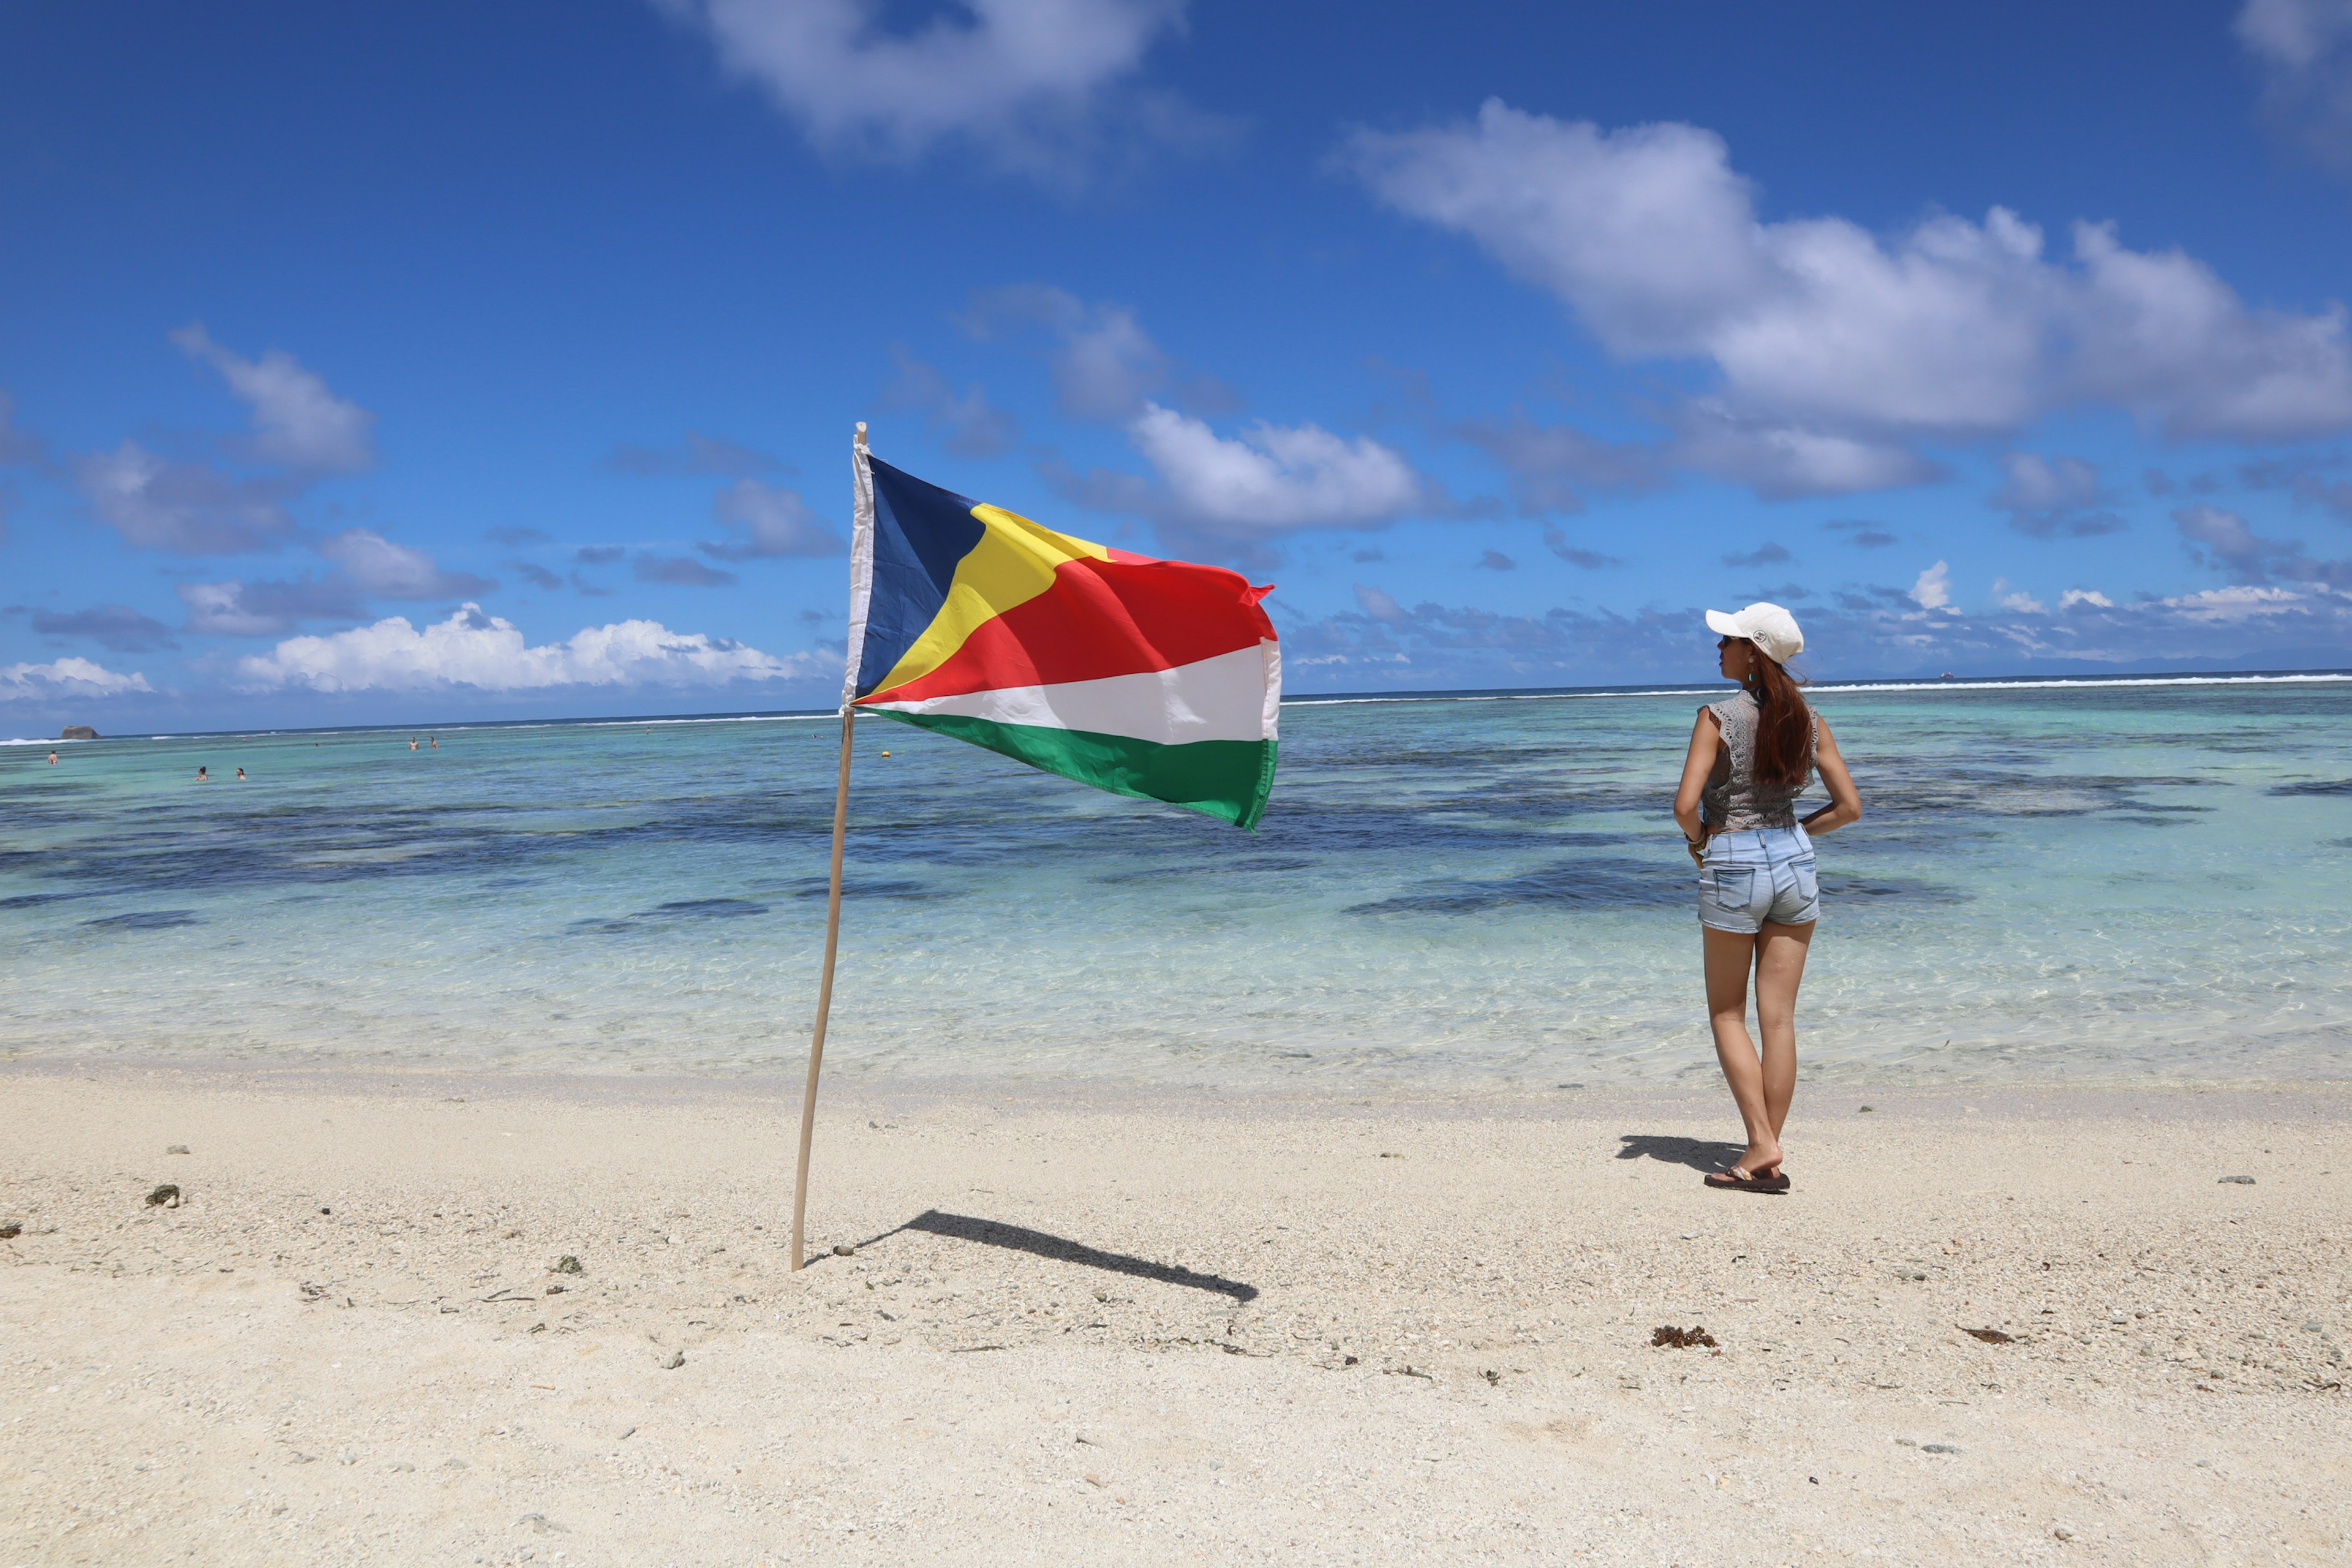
[145,1183,181,1208]
[166,1145,189,1155]
[832,1243,856,1256]
[2220,1175,2256,1185]
[662,1351,685,1370]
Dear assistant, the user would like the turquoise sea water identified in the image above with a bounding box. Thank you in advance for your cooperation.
[4,676,2350,1089]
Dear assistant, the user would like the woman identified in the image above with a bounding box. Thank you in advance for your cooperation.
[1672,603,1862,1193]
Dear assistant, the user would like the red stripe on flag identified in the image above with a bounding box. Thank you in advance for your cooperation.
[862,556,1276,704]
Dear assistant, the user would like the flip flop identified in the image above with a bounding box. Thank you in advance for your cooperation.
[1703,1165,1790,1193]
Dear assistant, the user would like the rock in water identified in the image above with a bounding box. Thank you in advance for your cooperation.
[61,725,99,741]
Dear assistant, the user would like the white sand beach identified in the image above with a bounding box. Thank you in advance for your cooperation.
[3,1064,2348,1567]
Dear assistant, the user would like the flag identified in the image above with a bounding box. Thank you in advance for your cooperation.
[843,451,1281,830]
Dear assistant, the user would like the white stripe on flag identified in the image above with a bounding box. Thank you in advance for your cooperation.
[862,643,1276,746]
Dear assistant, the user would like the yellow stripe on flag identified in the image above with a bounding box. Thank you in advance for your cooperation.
[865,504,1110,696]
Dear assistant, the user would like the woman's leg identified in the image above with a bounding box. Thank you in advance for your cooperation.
[1752,919,1815,1142]
[1703,926,1780,1173]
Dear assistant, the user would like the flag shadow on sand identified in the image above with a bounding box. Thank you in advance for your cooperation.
[848,1210,1259,1303]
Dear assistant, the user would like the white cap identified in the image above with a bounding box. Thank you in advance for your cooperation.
[1705,601,1804,666]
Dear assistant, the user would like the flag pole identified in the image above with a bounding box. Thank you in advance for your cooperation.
[790,420,872,1272]
[788,704,853,1270]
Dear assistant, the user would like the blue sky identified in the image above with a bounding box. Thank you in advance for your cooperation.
[6,0,2352,733]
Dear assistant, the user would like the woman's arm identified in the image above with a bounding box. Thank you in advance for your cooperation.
[1800,715,1863,835]
[1673,710,1721,850]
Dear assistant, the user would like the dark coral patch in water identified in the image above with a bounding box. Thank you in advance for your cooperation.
[647,899,769,918]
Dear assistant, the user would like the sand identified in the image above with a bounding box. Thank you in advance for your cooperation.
[2,1062,2348,1567]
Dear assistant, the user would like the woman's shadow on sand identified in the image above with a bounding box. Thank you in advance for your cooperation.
[1616,1134,1744,1172]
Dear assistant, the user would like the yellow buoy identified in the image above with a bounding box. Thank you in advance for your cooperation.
[880,750,892,757]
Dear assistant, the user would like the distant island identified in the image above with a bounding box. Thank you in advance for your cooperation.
[60,725,99,741]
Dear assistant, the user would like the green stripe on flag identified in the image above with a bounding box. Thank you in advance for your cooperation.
[873,709,1276,830]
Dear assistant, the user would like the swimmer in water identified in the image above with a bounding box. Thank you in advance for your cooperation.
[195,766,210,782]
[236,767,247,780]
[429,736,439,749]
[409,737,420,750]
[48,750,59,765]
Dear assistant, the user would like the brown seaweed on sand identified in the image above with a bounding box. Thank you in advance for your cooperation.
[1653,1325,1717,1348]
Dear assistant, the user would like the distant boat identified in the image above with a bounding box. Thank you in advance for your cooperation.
[1939,672,1956,680]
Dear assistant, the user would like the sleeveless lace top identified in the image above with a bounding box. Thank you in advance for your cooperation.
[1700,690,1817,831]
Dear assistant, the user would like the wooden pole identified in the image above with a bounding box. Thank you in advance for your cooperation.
[790,704,856,1271]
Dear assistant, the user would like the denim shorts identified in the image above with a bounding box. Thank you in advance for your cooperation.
[1697,826,1820,933]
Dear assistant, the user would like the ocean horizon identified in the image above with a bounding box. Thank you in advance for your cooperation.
[12,665,2351,746]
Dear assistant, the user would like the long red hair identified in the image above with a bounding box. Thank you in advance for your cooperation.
[1744,646,1812,788]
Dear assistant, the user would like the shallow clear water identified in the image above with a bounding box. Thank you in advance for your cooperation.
[5,676,2350,1089]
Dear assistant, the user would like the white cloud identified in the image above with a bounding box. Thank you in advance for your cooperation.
[1910,560,1953,611]
[1060,309,1167,419]
[635,552,738,587]
[1991,578,2048,614]
[704,478,846,560]
[179,576,368,636]
[1672,402,1937,499]
[882,347,1021,457]
[29,605,176,653]
[1279,581,2352,687]
[235,605,823,693]
[1345,102,2352,494]
[1990,453,2124,538]
[1455,412,1659,514]
[171,323,375,472]
[2174,502,2352,585]
[660,0,1194,175]
[1353,583,1406,622]
[76,328,374,554]
[0,390,42,466]
[1992,451,2098,507]
[605,431,780,478]
[317,527,497,599]
[77,442,297,554]
[2153,583,2312,622]
[1,657,154,700]
[963,285,1238,420]
[2237,0,2352,172]
[1126,404,1428,540]
[2060,588,2115,609]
